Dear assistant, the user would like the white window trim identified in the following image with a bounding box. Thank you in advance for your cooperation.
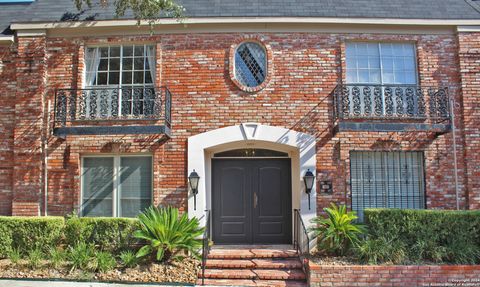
[345,41,419,85]
[83,44,156,89]
[80,154,154,217]
[82,44,157,118]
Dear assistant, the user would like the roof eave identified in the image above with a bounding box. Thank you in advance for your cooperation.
[10,16,480,30]
[0,35,14,44]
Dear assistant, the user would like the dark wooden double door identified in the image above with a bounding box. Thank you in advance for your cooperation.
[212,159,292,244]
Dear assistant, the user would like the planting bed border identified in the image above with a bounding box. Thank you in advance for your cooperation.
[309,262,480,287]
[0,277,194,286]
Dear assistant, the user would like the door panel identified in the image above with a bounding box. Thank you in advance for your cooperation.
[212,159,291,244]
[212,161,252,244]
[253,160,292,244]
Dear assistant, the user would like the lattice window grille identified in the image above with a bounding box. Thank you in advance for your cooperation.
[234,42,267,87]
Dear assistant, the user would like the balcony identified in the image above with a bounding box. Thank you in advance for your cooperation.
[332,84,451,133]
[53,86,172,137]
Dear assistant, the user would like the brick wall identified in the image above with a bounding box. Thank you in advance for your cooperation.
[0,30,473,215]
[0,44,16,215]
[11,35,48,216]
[160,32,465,214]
[309,262,480,287]
[458,32,480,210]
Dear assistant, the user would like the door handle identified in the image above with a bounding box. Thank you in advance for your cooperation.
[254,193,258,209]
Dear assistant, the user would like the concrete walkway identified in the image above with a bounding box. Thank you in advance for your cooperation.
[0,280,195,287]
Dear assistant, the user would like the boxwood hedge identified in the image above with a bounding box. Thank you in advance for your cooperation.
[363,209,480,264]
[0,216,65,258]
[0,216,140,259]
[65,217,140,252]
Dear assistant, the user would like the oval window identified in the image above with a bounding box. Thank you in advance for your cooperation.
[234,42,267,88]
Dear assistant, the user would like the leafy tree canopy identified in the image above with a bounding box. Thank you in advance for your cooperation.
[73,0,185,24]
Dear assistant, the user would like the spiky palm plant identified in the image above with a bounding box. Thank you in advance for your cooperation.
[134,206,204,262]
[310,203,365,256]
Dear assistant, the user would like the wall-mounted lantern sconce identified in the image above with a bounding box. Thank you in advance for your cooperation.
[188,170,200,210]
[303,169,315,210]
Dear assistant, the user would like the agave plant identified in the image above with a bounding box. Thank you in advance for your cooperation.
[310,203,365,256]
[134,206,204,262]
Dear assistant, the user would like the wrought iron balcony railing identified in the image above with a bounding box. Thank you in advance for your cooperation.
[53,86,172,135]
[332,84,450,122]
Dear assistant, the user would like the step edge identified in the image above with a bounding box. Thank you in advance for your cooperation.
[195,279,308,287]
[207,255,298,259]
[196,279,308,285]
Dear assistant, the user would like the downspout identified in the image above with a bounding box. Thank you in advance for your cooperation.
[450,95,460,210]
[44,100,51,216]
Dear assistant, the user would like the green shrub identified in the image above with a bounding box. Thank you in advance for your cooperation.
[355,236,406,264]
[446,240,480,264]
[134,206,204,262]
[363,209,480,264]
[310,203,365,256]
[8,248,21,265]
[0,217,64,258]
[119,250,137,268]
[68,242,95,271]
[27,248,43,269]
[94,251,117,273]
[411,239,447,263]
[48,247,66,269]
[65,216,139,253]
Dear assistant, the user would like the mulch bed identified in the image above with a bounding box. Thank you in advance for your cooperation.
[310,255,359,266]
[0,258,200,284]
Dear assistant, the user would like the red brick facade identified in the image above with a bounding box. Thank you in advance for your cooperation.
[309,262,480,287]
[0,28,478,216]
[458,32,480,210]
[0,44,16,216]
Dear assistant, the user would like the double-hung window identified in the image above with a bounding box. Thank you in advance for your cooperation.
[346,42,417,85]
[84,45,156,118]
[81,155,152,217]
[350,151,425,220]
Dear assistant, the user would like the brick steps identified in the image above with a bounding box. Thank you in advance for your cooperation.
[207,248,297,259]
[197,278,308,287]
[198,247,307,286]
[201,269,256,279]
[255,269,306,280]
[205,258,303,269]
[200,268,306,280]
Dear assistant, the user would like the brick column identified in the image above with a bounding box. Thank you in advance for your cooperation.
[0,43,16,215]
[12,33,48,216]
[457,30,480,210]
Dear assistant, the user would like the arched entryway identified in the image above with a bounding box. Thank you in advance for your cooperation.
[187,123,316,244]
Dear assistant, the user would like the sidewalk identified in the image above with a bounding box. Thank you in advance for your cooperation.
[0,280,196,287]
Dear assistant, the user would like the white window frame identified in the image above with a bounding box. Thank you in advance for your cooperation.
[80,154,154,217]
[83,44,156,118]
[84,44,156,88]
[345,41,419,85]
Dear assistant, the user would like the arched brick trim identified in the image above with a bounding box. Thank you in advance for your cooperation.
[228,36,274,93]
